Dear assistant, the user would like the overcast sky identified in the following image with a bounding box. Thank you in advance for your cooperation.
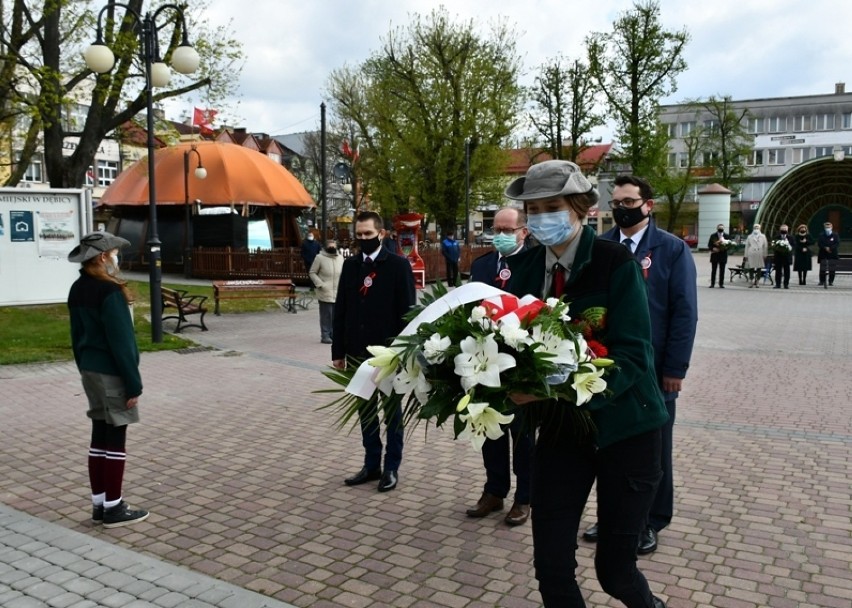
[167,0,852,140]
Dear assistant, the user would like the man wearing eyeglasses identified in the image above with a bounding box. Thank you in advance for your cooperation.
[464,207,533,526]
[583,175,698,556]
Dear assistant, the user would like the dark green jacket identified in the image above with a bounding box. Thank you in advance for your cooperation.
[67,271,142,398]
[506,226,667,448]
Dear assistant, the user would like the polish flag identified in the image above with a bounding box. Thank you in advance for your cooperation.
[193,108,218,135]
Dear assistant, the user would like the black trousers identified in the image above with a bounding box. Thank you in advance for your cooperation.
[481,412,532,504]
[774,263,791,287]
[531,428,662,607]
[648,398,675,532]
[445,259,459,286]
[710,261,726,286]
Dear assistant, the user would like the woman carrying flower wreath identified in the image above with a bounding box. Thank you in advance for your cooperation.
[504,160,669,608]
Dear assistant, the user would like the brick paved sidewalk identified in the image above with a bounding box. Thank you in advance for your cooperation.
[1,253,850,607]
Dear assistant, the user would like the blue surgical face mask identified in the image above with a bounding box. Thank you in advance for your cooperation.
[825,228,832,235]
[527,210,574,246]
[492,233,519,255]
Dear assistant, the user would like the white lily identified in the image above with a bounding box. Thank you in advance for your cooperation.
[413,372,432,405]
[366,345,401,382]
[458,401,515,450]
[530,326,577,366]
[392,357,422,394]
[453,335,516,392]
[423,333,452,364]
[571,364,607,405]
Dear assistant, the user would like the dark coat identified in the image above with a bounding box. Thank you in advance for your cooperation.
[332,247,416,361]
[506,226,667,448]
[707,231,730,264]
[469,244,527,288]
[793,233,814,271]
[440,237,461,263]
[601,220,698,398]
[817,231,840,261]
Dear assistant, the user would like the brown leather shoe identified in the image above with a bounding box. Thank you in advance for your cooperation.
[465,492,503,518]
[504,502,529,526]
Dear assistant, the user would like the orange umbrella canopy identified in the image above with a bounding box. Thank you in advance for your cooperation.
[99,141,315,208]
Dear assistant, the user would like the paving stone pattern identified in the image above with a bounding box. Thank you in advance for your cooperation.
[1,253,850,607]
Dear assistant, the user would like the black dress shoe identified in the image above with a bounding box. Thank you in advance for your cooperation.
[582,522,599,542]
[652,597,667,608]
[344,466,382,486]
[377,470,398,492]
[637,526,658,555]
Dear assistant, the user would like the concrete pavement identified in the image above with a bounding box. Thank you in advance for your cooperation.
[1,252,850,607]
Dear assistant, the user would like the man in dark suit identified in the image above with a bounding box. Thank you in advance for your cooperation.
[585,175,698,555]
[465,206,533,526]
[707,224,729,288]
[332,211,416,492]
[817,221,841,287]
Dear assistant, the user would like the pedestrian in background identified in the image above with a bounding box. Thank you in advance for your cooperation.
[300,232,322,275]
[793,224,814,285]
[309,239,343,344]
[707,223,730,288]
[744,224,768,288]
[772,224,795,289]
[817,221,840,287]
[465,206,532,527]
[441,231,461,286]
[67,231,149,528]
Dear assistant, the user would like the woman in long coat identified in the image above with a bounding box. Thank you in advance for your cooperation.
[792,224,814,285]
[744,224,768,288]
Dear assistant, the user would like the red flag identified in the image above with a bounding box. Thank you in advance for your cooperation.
[341,139,352,158]
[193,107,218,135]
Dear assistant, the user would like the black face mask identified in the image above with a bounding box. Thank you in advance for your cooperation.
[326,247,337,254]
[780,231,787,235]
[612,206,648,229]
[357,236,381,254]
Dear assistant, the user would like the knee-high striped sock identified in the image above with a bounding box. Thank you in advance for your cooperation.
[104,448,126,505]
[88,446,107,501]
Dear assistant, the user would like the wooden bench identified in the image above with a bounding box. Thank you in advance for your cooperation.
[161,287,209,333]
[212,279,297,315]
[818,257,852,285]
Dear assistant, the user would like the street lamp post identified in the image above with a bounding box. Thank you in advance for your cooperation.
[84,2,200,342]
[464,138,470,244]
[183,146,207,278]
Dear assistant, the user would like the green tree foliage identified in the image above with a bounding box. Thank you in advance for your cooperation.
[0,0,243,188]
[325,8,523,236]
[653,121,703,232]
[528,55,604,163]
[586,0,689,177]
[692,95,752,190]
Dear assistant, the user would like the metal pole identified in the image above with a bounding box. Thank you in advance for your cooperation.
[320,102,327,241]
[464,138,470,244]
[183,150,191,278]
[143,13,163,343]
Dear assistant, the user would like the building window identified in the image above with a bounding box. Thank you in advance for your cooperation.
[21,155,44,182]
[791,148,811,165]
[767,149,785,165]
[748,117,764,134]
[843,113,852,129]
[702,119,718,136]
[667,152,678,167]
[702,151,720,165]
[745,150,764,166]
[792,115,810,132]
[678,152,689,168]
[766,116,787,133]
[814,114,835,130]
[96,160,118,187]
[63,103,90,132]
[814,146,833,158]
[678,121,696,137]
[666,123,677,138]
